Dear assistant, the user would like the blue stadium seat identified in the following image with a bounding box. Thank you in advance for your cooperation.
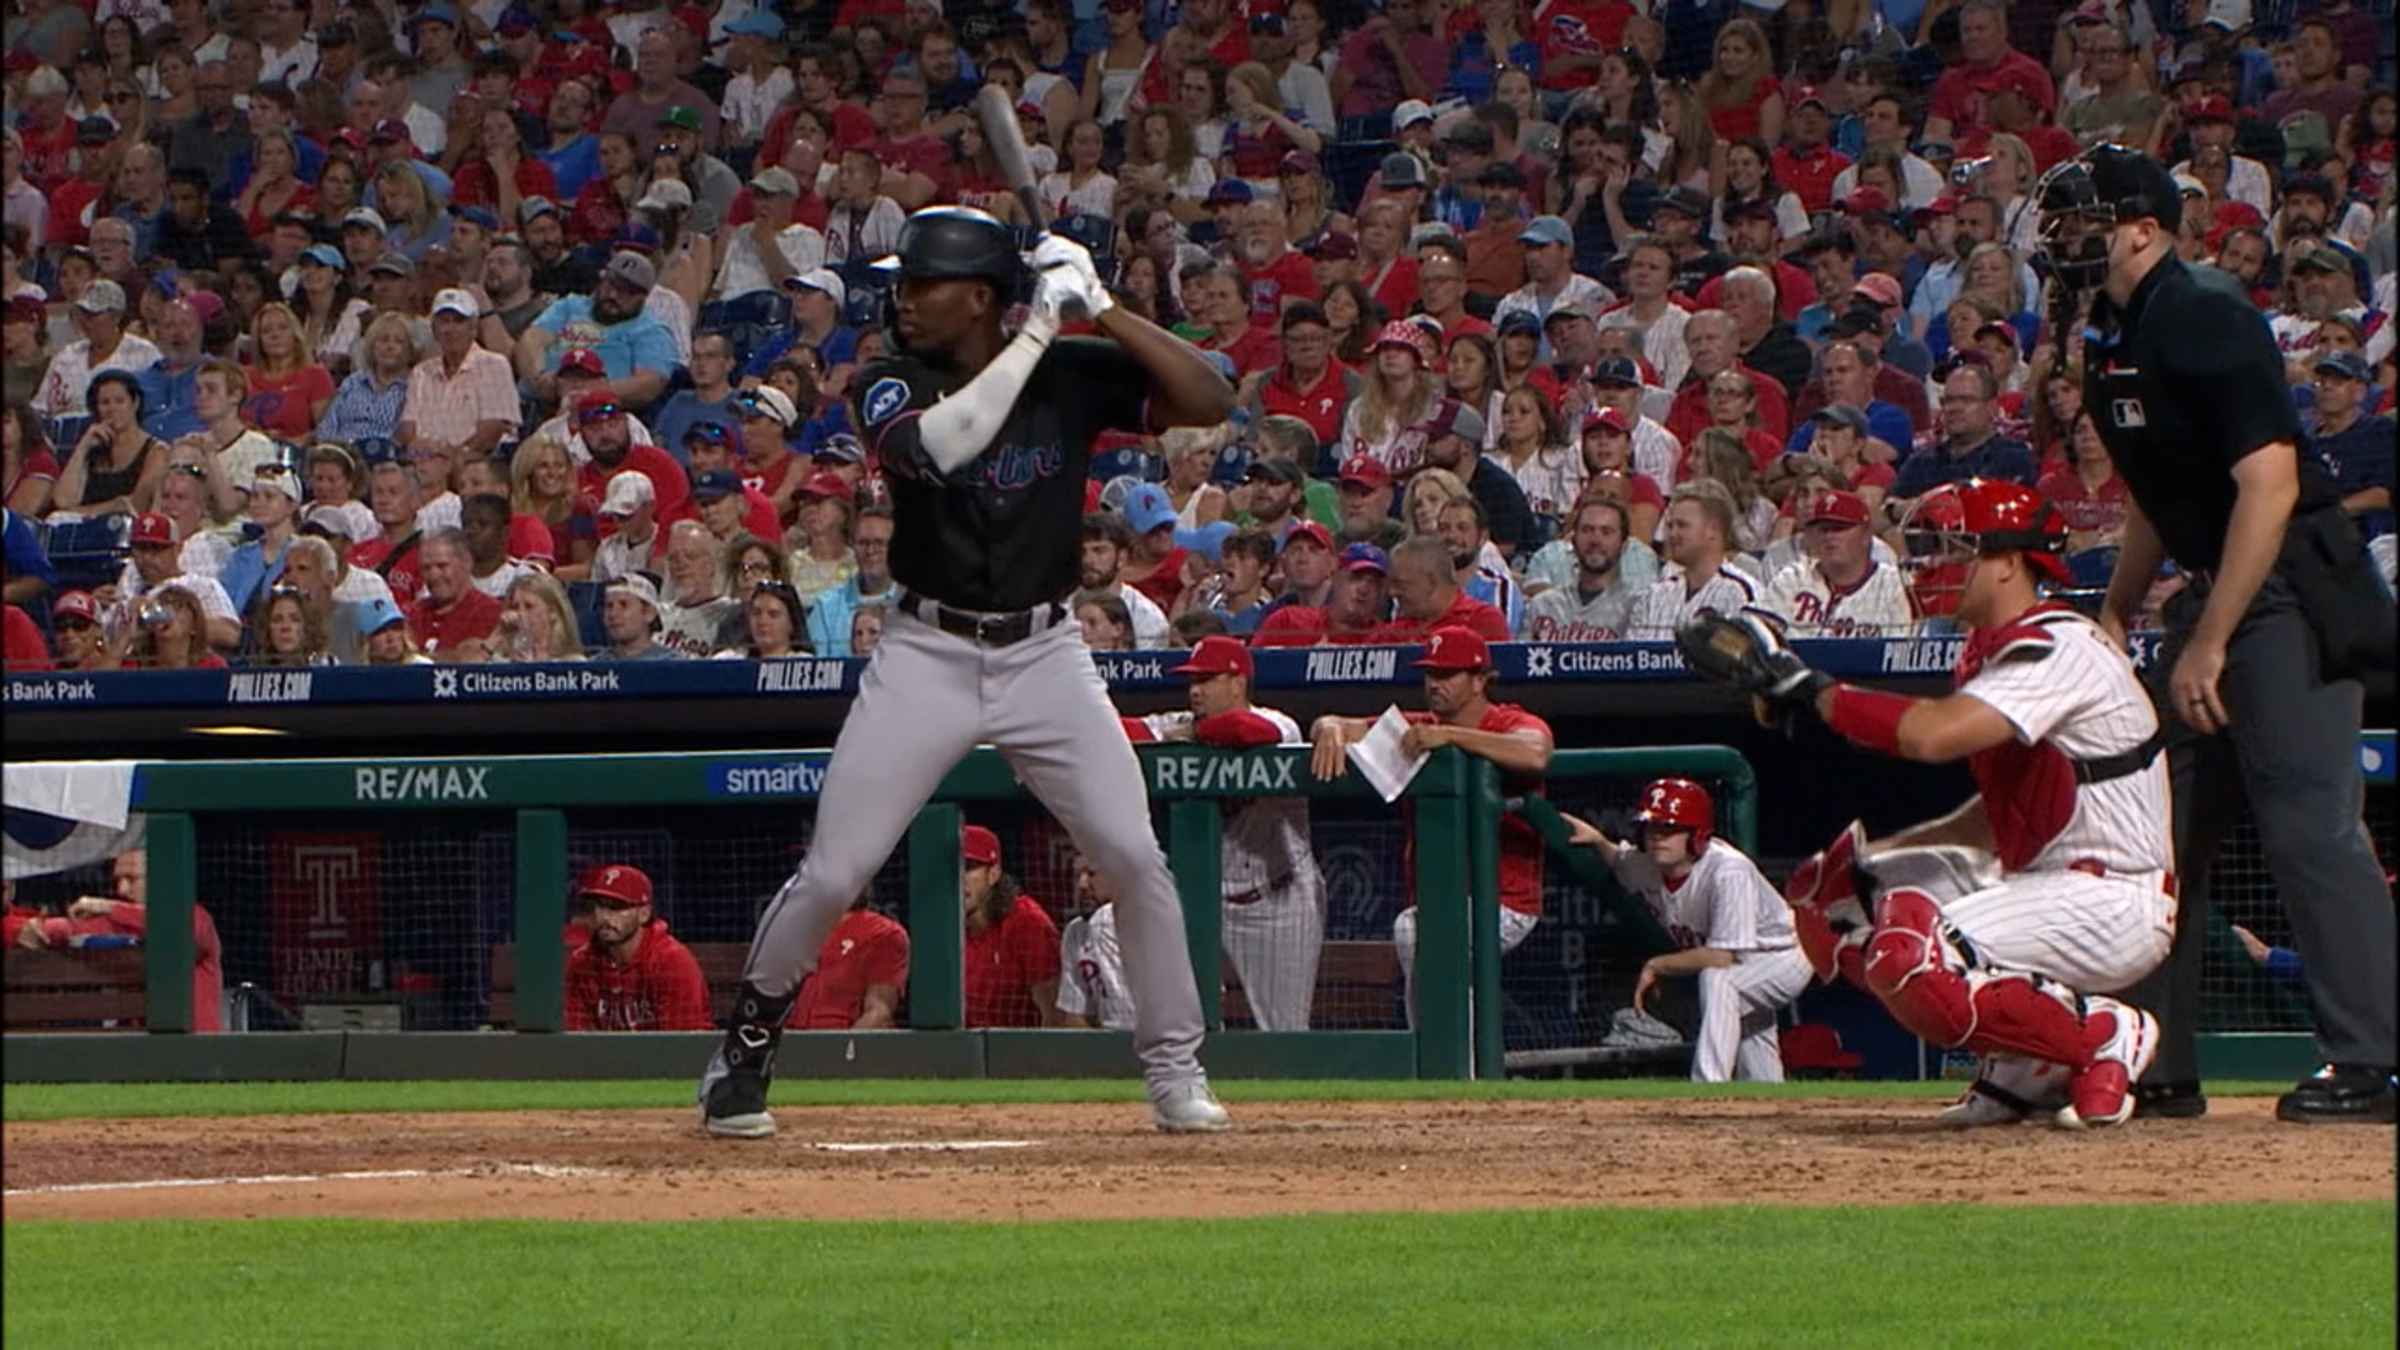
[39,515,131,593]
[700,291,790,332]
[565,580,607,650]
[2066,546,2119,589]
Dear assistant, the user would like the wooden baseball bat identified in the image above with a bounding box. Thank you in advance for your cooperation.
[973,83,1050,231]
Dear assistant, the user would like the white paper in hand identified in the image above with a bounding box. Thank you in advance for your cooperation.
[1346,706,1431,803]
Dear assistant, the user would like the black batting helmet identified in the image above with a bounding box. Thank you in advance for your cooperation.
[2035,143,2182,289]
[873,205,1023,288]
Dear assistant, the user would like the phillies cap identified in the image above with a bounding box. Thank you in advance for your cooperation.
[1851,273,1904,308]
[579,863,652,907]
[961,824,1001,866]
[1542,300,1595,329]
[598,470,655,517]
[1441,399,1486,444]
[2188,93,2236,125]
[573,389,628,424]
[369,117,413,144]
[1305,232,1359,260]
[1249,11,1288,35]
[1340,542,1390,575]
[1496,309,1541,337]
[1842,186,1893,216]
[635,178,694,212]
[1589,355,1643,387]
[1206,179,1254,207]
[605,572,662,612]
[691,468,743,500]
[343,206,389,233]
[797,470,853,500]
[2312,349,2371,383]
[1173,634,1255,678]
[52,590,99,627]
[1656,186,1712,219]
[1277,149,1320,178]
[557,346,607,377]
[1805,488,1870,527]
[1790,84,1829,112]
[603,250,658,291]
[683,420,733,451]
[130,511,177,547]
[1379,152,1428,190]
[1582,405,1633,435]
[1414,625,1491,671]
[1336,453,1392,490]
[1811,403,1871,435]
[1124,482,1178,534]
[518,196,560,223]
[431,287,480,318]
[1282,520,1334,554]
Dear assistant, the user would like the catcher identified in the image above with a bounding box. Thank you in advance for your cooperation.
[1677,479,2174,1128]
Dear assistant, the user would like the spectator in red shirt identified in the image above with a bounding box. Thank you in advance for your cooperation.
[1357,197,1422,319]
[788,895,911,1029]
[1249,302,1356,447]
[1666,309,1791,446]
[1308,625,1553,1021]
[564,864,713,1031]
[1333,0,1444,125]
[405,528,503,659]
[1189,258,1282,377]
[1697,17,1783,144]
[1770,87,1851,215]
[2038,409,2130,554]
[1250,538,1394,646]
[1534,0,1635,104]
[1924,0,2056,151]
[961,824,1063,1028]
[1237,189,1321,322]
[575,388,692,528]
[1369,536,1512,643]
[1118,482,1193,613]
[3,600,47,671]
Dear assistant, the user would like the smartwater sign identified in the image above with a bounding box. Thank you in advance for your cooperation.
[706,756,834,798]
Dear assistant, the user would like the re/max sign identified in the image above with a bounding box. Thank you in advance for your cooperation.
[1148,755,1299,793]
[353,766,491,802]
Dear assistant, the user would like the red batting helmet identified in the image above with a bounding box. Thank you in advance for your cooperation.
[1633,778,1714,849]
[579,864,653,907]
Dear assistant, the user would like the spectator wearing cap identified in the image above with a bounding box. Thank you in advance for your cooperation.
[1427,395,1543,555]
[2273,240,2378,363]
[1337,320,1447,478]
[647,106,742,235]
[687,443,776,546]
[404,526,503,658]
[572,387,690,527]
[44,588,106,670]
[710,167,827,303]
[516,250,681,411]
[43,117,122,253]
[589,468,663,585]
[1647,185,1733,295]
[216,459,308,614]
[1369,534,1512,644]
[1770,86,1852,216]
[1429,119,1501,235]
[757,268,859,391]
[338,205,391,274]
[1698,199,1818,326]
[402,4,470,115]
[1332,0,1443,130]
[719,9,793,148]
[597,571,680,661]
[1460,161,1536,299]
[1922,0,2055,151]
[602,28,723,154]
[1302,230,1362,295]
[32,277,160,416]
[1246,302,1359,451]
[1250,535,1397,646]
[355,53,447,160]
[1113,481,1194,617]
[2307,349,2393,545]
[398,288,520,466]
[1495,215,1616,363]
[728,384,809,522]
[1784,340,1913,459]
[2170,95,2270,216]
[1757,487,1914,636]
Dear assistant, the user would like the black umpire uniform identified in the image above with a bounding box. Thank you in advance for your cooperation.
[2049,147,2397,1122]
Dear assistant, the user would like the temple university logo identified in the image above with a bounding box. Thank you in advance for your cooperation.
[1523,646,1554,678]
[293,846,362,941]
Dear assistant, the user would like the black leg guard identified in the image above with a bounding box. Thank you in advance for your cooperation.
[699,982,796,1137]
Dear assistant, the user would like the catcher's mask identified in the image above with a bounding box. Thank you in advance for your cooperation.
[2034,143,2182,292]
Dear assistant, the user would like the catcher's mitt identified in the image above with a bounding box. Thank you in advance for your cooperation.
[1674,609,1825,697]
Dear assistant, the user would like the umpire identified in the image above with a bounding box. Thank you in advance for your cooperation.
[2036,145,2395,1124]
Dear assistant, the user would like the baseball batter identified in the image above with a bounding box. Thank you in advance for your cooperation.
[698,206,1238,1137]
[1682,479,2173,1128]
[1122,634,1326,1030]
[1565,779,1813,1082]
[1058,855,1137,1031]
[565,865,713,1032]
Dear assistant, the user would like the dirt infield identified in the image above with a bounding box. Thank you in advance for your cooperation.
[4,1097,2390,1223]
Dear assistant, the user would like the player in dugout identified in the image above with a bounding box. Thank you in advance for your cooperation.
[564,864,712,1032]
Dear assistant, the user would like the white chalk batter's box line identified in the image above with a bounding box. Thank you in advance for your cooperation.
[2,1143,1040,1197]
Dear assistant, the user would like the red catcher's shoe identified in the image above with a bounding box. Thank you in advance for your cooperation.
[2056,999,2159,1130]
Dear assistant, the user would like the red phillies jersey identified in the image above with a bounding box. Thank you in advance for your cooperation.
[1126,547,1191,613]
[1365,591,1512,645]
[1535,0,1634,90]
[352,534,425,603]
[1365,255,1422,320]
[406,588,503,656]
[1258,361,1352,448]
[790,908,911,1028]
[577,443,693,529]
[1769,144,1851,214]
[1244,249,1320,323]
[1205,323,1284,378]
[1404,704,1554,914]
[964,895,1062,1028]
[66,900,225,1031]
[564,919,713,1030]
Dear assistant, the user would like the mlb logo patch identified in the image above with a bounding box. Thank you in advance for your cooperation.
[863,377,911,427]
[2112,398,2146,429]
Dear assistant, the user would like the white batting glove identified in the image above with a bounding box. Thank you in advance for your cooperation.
[1030,233,1114,317]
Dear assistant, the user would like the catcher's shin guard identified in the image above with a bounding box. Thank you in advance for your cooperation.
[1858,888,2091,1067]
[1785,821,1872,985]
[699,981,795,1139]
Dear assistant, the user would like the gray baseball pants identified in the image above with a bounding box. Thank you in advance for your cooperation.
[737,606,1209,1089]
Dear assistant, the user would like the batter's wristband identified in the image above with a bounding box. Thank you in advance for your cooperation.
[1825,684,1914,755]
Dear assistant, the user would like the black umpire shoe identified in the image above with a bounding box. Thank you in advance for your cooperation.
[2275,1065,2400,1124]
[2132,1080,2208,1119]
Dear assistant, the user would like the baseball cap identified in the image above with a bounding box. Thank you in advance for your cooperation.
[557,347,607,378]
[1655,186,1711,219]
[1278,149,1320,178]
[614,223,664,255]
[75,117,115,147]
[1805,489,1870,528]
[2200,0,2249,30]
[2171,171,2208,199]
[1336,453,1392,491]
[318,18,358,45]
[369,118,413,145]
[1725,195,1778,223]
[1842,186,1894,218]
[1851,273,1904,309]
[1379,152,1429,190]
[1394,100,1436,131]
[1542,300,1594,330]
[1174,634,1255,678]
[301,243,347,270]
[573,388,628,425]
[813,434,866,465]
[691,468,743,501]
[635,179,694,213]
[452,204,500,232]
[784,267,847,307]
[492,6,536,35]
[598,470,655,517]
[368,252,415,277]
[1790,85,1829,113]
[738,385,797,428]
[797,470,852,501]
[343,206,388,233]
[358,593,408,635]
[1517,215,1574,248]
[724,9,786,39]
[1206,179,1254,207]
[1589,355,1644,388]
[606,572,662,612]
[750,166,800,198]
[603,251,657,292]
[1414,626,1490,671]
[300,502,376,542]
[1496,310,1541,338]
[1444,121,1496,154]
[1248,10,1288,34]
[660,105,704,132]
[412,2,460,29]
[2287,239,2349,274]
[1245,458,1304,485]
[130,511,176,548]
[1124,482,1177,534]
[1582,405,1633,436]
[518,196,560,224]
[1340,542,1390,575]
[52,590,99,628]
[1440,399,1486,445]
[1811,403,1872,436]
[1304,232,1359,261]
[1282,521,1334,555]
[578,863,652,907]
[75,279,127,315]
[2312,349,2371,383]
[2188,94,2236,125]
[431,287,480,318]
[961,824,1002,867]
[682,421,733,453]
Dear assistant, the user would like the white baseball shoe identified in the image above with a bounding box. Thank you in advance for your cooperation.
[1150,1081,1232,1134]
[1935,1083,2037,1128]
[2055,998,2160,1131]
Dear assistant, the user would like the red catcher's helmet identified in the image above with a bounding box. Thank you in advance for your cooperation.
[1957,477,2070,585]
[1899,484,1971,617]
[1634,777,1715,849]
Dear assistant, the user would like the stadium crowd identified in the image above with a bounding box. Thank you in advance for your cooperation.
[1,0,2392,674]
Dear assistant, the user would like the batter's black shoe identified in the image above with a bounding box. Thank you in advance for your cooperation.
[698,983,794,1139]
[2275,1065,2400,1124]
[2131,1080,2208,1120]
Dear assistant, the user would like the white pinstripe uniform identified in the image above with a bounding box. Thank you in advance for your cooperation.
[1127,706,1327,1031]
[1756,559,1916,637]
[1625,562,1763,639]
[1628,416,1683,490]
[1058,905,1138,1031]
[1881,607,2177,1102]
[1605,839,1815,1082]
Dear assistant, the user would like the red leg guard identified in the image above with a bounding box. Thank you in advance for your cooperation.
[1860,888,2095,1067]
[1785,821,1871,984]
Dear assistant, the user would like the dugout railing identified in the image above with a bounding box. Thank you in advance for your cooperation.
[2,743,1759,1083]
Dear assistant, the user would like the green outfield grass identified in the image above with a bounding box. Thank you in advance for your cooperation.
[6,1204,2391,1348]
[0,1076,2306,1122]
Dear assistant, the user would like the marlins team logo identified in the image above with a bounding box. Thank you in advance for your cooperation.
[864,377,911,427]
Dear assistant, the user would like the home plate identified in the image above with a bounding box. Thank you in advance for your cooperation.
[812,1139,1038,1153]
